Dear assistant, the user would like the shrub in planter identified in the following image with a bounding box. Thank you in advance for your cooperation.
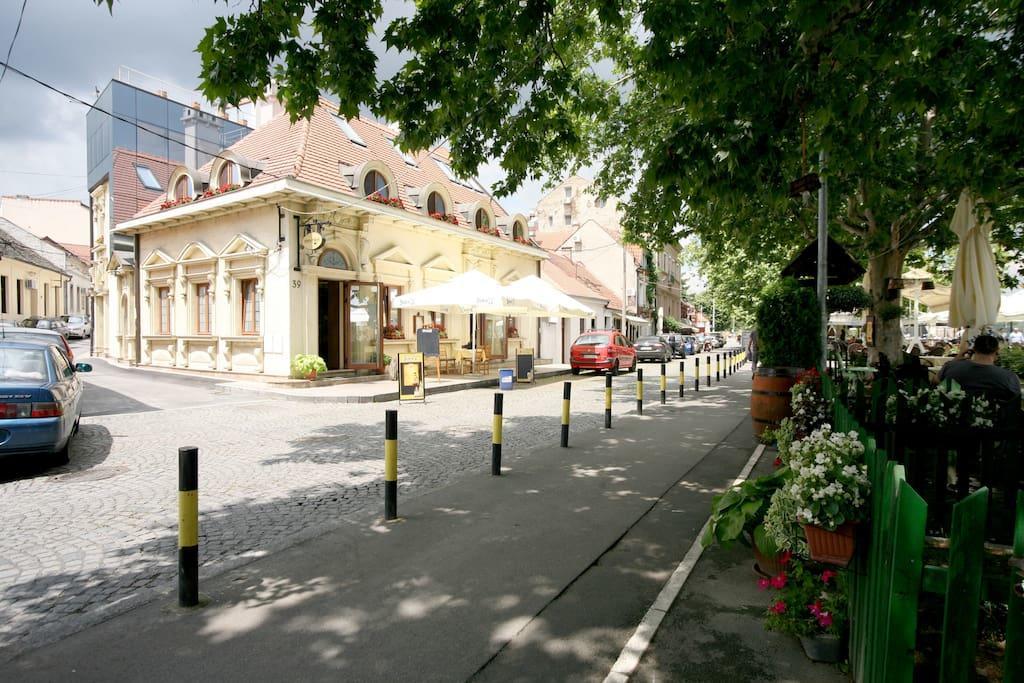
[290,354,327,380]
[701,468,789,549]
[761,557,848,662]
[755,277,821,370]
[787,426,870,566]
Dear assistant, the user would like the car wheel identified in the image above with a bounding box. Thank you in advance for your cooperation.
[629,356,637,372]
[570,367,581,375]
[51,441,70,467]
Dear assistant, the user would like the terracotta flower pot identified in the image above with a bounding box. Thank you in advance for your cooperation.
[753,545,785,577]
[802,522,857,567]
[306,370,318,381]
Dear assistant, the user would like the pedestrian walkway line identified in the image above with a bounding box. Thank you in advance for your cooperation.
[603,442,766,683]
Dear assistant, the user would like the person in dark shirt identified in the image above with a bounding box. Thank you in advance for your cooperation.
[937,334,1021,399]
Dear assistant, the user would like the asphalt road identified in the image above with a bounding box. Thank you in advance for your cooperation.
[68,339,280,416]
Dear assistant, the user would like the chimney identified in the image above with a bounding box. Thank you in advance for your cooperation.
[157,90,167,98]
[191,101,202,110]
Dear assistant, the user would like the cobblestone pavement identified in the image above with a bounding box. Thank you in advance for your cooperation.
[0,363,736,660]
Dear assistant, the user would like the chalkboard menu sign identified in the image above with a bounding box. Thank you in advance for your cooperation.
[398,352,426,401]
[416,328,440,357]
[516,348,535,383]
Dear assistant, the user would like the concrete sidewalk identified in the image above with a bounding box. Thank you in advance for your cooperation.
[3,369,755,681]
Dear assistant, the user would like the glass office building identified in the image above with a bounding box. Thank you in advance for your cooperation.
[87,80,250,254]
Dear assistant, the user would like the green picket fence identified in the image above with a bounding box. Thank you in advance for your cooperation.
[823,376,1024,682]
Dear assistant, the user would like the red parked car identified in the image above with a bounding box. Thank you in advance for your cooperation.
[570,330,637,375]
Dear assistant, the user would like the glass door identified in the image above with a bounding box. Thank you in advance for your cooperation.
[478,314,507,360]
[346,283,381,369]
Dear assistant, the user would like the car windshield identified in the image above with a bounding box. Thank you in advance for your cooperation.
[62,316,84,324]
[574,334,609,346]
[0,348,49,383]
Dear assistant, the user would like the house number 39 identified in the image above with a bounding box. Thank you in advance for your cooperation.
[291,280,302,288]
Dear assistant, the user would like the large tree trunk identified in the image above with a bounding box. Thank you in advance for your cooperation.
[866,249,906,363]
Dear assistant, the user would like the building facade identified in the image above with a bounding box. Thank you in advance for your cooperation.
[532,176,683,336]
[538,254,622,363]
[104,98,543,377]
[0,218,69,323]
[0,197,92,317]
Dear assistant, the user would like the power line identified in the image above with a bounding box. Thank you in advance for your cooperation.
[0,0,28,89]
[0,169,85,178]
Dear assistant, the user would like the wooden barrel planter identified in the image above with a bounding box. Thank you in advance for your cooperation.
[751,367,799,437]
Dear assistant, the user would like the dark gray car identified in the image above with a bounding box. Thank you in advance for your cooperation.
[633,335,673,363]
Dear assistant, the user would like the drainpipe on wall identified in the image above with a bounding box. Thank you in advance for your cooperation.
[133,234,141,366]
[88,198,95,358]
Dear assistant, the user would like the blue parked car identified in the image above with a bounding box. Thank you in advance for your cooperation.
[0,340,91,467]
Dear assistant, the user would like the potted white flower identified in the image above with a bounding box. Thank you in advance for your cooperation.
[786,426,870,567]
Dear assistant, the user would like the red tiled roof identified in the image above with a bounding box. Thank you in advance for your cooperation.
[57,242,92,263]
[532,229,578,251]
[112,149,177,226]
[543,254,623,310]
[135,99,507,227]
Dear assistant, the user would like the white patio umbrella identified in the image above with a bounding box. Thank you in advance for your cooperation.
[392,270,527,373]
[501,275,594,318]
[997,290,1024,323]
[948,190,1001,339]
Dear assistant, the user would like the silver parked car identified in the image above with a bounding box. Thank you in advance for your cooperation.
[61,315,92,339]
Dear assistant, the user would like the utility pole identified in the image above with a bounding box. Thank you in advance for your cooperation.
[621,245,627,336]
[817,150,829,369]
[712,299,716,333]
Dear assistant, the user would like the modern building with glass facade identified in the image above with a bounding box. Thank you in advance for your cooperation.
[87,78,250,360]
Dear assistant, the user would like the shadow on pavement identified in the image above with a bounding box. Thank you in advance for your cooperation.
[0,424,113,484]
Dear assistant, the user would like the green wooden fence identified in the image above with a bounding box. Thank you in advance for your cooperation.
[823,375,1024,682]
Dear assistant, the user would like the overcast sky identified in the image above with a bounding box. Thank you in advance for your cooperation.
[0,0,548,215]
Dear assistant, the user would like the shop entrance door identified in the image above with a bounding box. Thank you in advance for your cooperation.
[318,280,343,370]
[345,283,381,370]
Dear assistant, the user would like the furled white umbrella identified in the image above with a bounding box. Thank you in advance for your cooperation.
[502,275,593,318]
[997,290,1024,323]
[392,270,527,373]
[948,190,1001,338]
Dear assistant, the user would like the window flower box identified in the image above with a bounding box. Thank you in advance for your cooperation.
[367,192,405,210]
[429,212,460,225]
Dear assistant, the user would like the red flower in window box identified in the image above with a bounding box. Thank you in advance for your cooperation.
[367,192,405,210]
[383,323,404,340]
[429,212,460,225]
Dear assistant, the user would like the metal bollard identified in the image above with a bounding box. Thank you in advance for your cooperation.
[716,353,720,382]
[492,393,503,475]
[604,372,613,429]
[706,354,712,387]
[678,361,685,398]
[660,362,667,404]
[636,368,644,414]
[694,357,700,392]
[385,409,398,520]
[561,381,571,448]
[178,446,199,608]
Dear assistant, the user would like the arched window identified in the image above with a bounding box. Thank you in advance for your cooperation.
[173,176,193,200]
[363,170,389,199]
[512,221,525,240]
[318,249,349,270]
[218,162,239,187]
[475,208,490,230]
[427,191,446,215]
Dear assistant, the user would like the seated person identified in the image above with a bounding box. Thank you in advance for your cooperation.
[937,334,1021,399]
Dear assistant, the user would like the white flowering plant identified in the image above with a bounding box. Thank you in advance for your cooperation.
[787,426,870,531]
[789,368,831,436]
[884,381,995,429]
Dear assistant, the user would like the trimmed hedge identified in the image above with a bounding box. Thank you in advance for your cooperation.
[755,277,821,368]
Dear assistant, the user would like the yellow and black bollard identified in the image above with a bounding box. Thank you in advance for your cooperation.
[678,361,685,398]
[492,393,503,475]
[694,357,700,392]
[385,409,398,520]
[716,353,721,382]
[660,362,667,404]
[604,372,613,429]
[706,354,712,387]
[178,446,199,608]
[636,368,644,414]
[561,381,571,447]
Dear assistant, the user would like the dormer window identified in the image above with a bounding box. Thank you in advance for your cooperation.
[218,161,240,187]
[174,176,193,200]
[427,192,446,215]
[475,209,490,230]
[363,170,389,199]
[513,221,525,240]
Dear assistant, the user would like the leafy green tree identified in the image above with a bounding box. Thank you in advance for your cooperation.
[93,0,1024,360]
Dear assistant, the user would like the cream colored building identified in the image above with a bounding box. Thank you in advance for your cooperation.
[532,176,683,336]
[0,196,92,317]
[0,218,69,322]
[93,99,544,376]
